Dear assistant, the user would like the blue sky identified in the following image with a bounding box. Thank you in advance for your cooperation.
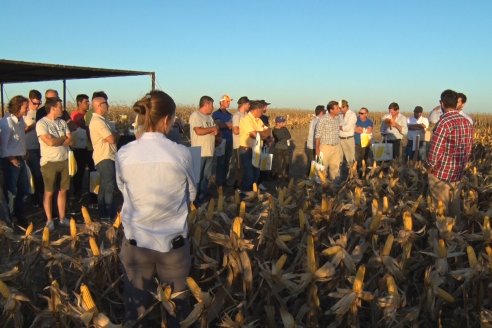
[2,0,492,113]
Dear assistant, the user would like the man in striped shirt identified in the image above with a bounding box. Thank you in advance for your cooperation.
[425,89,473,222]
[315,100,342,181]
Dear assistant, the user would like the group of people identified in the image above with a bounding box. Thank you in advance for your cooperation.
[306,92,472,183]
[0,89,118,230]
[189,95,292,203]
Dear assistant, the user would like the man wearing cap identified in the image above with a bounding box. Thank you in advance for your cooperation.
[315,101,342,182]
[231,96,250,188]
[405,106,429,161]
[212,95,233,187]
[238,100,271,194]
[190,96,218,204]
[380,102,408,160]
[338,99,357,177]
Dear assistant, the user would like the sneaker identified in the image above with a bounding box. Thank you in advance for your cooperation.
[46,220,55,231]
[59,218,70,227]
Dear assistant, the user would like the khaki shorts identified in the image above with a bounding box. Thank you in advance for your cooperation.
[41,160,70,192]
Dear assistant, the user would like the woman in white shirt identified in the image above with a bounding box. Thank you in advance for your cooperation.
[116,90,196,327]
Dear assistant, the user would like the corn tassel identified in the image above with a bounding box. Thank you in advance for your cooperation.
[89,237,100,256]
[42,226,50,247]
[70,218,77,238]
[80,283,96,311]
[0,280,10,299]
[81,206,92,225]
[353,265,366,293]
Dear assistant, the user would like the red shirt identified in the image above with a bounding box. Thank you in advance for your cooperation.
[70,111,87,129]
[427,110,473,182]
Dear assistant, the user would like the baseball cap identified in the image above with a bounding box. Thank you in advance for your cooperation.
[220,94,233,102]
[259,99,271,106]
[275,116,286,123]
[237,96,250,105]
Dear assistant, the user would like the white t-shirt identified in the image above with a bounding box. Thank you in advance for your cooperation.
[232,111,246,150]
[36,117,70,166]
[189,111,215,157]
[407,115,429,143]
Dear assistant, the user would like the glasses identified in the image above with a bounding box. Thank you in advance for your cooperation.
[359,112,367,115]
[31,101,42,106]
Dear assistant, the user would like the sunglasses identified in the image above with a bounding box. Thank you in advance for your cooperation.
[32,101,42,106]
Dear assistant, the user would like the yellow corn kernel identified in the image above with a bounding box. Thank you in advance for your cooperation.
[42,226,50,247]
[89,237,100,257]
[353,265,366,293]
[0,280,10,299]
[81,206,92,225]
[70,218,77,238]
[382,234,394,257]
[25,222,34,237]
[80,283,96,310]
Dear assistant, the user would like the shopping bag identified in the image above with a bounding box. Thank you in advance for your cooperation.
[252,134,262,168]
[25,162,35,195]
[309,153,325,179]
[360,132,372,148]
[68,150,77,177]
[89,171,100,194]
[259,149,273,171]
[372,142,393,161]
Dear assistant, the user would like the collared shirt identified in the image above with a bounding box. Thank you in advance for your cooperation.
[36,117,70,166]
[24,109,39,150]
[460,111,473,125]
[116,132,196,253]
[407,115,429,143]
[212,108,233,143]
[426,110,473,183]
[232,111,246,150]
[354,117,374,146]
[306,116,320,149]
[239,112,265,148]
[380,113,408,140]
[315,115,340,146]
[189,110,215,157]
[339,109,357,138]
[89,113,117,165]
[0,114,26,158]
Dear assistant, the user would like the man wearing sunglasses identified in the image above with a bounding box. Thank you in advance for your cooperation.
[24,90,44,207]
[354,108,373,168]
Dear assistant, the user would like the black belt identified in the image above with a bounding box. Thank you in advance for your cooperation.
[239,146,251,150]
[340,136,354,140]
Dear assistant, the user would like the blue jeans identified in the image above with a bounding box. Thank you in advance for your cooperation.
[3,158,29,222]
[215,141,233,187]
[197,156,213,202]
[239,148,260,192]
[96,159,116,219]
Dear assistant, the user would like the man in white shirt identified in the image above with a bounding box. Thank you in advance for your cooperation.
[230,96,250,188]
[305,105,324,176]
[405,106,429,161]
[89,94,118,221]
[36,97,72,230]
[1,95,29,225]
[380,102,408,160]
[189,96,218,205]
[339,99,357,177]
[457,92,473,125]
[24,89,44,207]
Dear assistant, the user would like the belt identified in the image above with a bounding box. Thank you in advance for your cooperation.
[339,136,354,139]
[239,146,251,150]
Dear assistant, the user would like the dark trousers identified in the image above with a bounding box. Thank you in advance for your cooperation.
[273,148,291,178]
[405,140,424,161]
[386,139,402,159]
[215,141,233,187]
[355,144,373,168]
[3,159,29,223]
[239,148,260,192]
[305,148,315,177]
[229,149,242,188]
[73,148,90,196]
[95,159,116,219]
[26,149,43,205]
[120,238,191,328]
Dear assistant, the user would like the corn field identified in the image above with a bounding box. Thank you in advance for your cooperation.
[1,108,492,327]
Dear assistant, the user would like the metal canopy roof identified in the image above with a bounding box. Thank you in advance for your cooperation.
[0,59,153,84]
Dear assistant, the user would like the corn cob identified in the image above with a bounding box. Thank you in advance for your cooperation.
[322,245,342,256]
[382,234,394,257]
[112,212,122,229]
[274,254,288,273]
[307,235,317,274]
[435,287,455,303]
[89,237,100,256]
[42,226,50,247]
[371,199,379,217]
[25,222,34,237]
[70,218,77,238]
[386,275,398,296]
[383,196,389,213]
[186,277,203,303]
[239,201,246,218]
[466,245,478,269]
[252,183,258,193]
[81,206,92,225]
[0,280,10,299]
[206,198,215,220]
[437,239,447,258]
[437,200,445,217]
[321,194,328,213]
[232,217,242,238]
[370,214,381,233]
[298,209,306,229]
[80,283,96,310]
[354,187,362,207]
[353,265,366,293]
[403,211,413,231]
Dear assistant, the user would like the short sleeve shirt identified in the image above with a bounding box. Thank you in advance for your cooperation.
[354,118,373,145]
[89,113,117,165]
[232,111,246,149]
[36,117,70,166]
[189,111,215,157]
[239,112,265,149]
[212,109,233,143]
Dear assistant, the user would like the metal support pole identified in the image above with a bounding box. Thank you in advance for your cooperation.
[1,83,4,117]
[151,72,156,91]
[63,80,67,110]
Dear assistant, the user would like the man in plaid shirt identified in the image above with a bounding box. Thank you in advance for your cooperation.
[425,89,473,222]
[315,100,342,181]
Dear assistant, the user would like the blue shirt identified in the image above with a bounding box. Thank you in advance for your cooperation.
[354,118,373,145]
[212,109,232,143]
